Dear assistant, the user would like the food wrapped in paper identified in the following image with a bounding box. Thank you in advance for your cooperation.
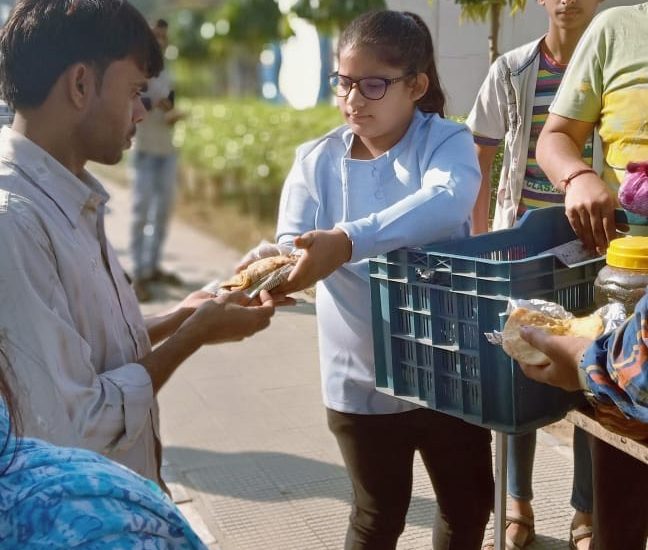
[219,255,297,292]
[486,299,626,365]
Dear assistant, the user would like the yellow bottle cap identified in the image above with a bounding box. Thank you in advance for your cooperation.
[606,236,648,269]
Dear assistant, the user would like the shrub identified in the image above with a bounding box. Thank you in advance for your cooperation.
[175,98,340,219]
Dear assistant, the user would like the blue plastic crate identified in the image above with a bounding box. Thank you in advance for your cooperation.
[370,206,605,433]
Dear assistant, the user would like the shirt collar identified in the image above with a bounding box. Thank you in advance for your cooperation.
[0,126,110,227]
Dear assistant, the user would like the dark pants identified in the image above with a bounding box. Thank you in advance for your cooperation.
[327,408,494,550]
[591,436,648,549]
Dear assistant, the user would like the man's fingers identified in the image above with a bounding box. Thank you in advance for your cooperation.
[566,209,590,251]
[589,206,608,253]
[577,208,596,252]
[602,210,616,249]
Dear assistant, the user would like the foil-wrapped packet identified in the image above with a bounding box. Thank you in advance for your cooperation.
[485,299,627,347]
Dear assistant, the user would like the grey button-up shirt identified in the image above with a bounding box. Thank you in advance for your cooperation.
[0,127,161,483]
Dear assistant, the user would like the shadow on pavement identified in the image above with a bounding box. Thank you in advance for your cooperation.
[164,446,439,529]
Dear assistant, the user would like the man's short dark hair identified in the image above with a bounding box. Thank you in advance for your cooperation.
[0,0,164,110]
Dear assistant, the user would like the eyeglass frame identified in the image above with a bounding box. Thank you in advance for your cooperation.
[328,71,415,101]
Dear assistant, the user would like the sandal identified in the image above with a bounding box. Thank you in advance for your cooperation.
[569,522,593,550]
[504,513,536,549]
[482,513,535,550]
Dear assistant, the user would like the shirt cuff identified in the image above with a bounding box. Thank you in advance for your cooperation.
[102,363,154,446]
[335,219,375,263]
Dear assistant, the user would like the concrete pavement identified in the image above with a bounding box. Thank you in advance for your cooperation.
[102,174,580,549]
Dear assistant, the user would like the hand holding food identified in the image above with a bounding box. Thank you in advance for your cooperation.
[502,308,603,365]
[220,255,297,292]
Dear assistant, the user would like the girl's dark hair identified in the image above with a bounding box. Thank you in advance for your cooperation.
[337,10,445,116]
[0,0,164,110]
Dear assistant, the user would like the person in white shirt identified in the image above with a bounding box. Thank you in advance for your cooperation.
[131,19,186,301]
[0,0,276,487]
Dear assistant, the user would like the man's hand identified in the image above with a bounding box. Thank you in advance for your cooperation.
[564,174,617,254]
[179,290,275,346]
[516,326,593,392]
[275,229,352,294]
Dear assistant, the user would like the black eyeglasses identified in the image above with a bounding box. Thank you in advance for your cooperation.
[329,72,413,100]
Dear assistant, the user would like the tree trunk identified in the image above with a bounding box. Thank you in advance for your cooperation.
[488,3,502,64]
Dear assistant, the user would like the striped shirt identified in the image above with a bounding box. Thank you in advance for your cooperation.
[518,49,593,216]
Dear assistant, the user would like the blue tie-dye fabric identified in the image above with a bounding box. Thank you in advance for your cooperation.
[0,401,207,549]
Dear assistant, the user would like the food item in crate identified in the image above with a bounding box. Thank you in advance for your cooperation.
[502,308,604,365]
[219,255,297,292]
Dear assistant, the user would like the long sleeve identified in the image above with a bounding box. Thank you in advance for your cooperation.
[0,194,154,455]
[581,292,648,423]
[336,127,481,262]
[466,56,509,143]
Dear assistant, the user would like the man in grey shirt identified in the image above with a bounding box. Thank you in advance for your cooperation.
[0,0,275,486]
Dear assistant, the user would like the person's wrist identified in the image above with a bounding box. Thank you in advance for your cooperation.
[558,168,598,193]
[334,227,353,262]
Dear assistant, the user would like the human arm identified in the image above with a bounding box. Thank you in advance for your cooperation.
[277,127,480,293]
[537,114,616,253]
[0,208,273,454]
[139,291,274,392]
[145,289,223,345]
[537,12,617,253]
[465,58,508,236]
[472,143,499,235]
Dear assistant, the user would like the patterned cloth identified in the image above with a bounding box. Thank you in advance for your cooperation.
[582,292,648,427]
[518,49,593,215]
[0,401,206,549]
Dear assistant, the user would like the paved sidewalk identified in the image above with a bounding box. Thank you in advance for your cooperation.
[103,175,579,549]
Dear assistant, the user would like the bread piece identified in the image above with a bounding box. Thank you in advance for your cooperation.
[220,255,297,291]
[502,308,603,366]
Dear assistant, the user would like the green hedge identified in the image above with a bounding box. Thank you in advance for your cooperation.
[175,98,341,219]
[175,99,501,220]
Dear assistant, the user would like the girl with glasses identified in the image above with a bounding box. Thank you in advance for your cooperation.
[241,10,493,549]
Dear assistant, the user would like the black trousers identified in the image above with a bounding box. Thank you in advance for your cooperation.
[591,436,648,549]
[327,408,494,550]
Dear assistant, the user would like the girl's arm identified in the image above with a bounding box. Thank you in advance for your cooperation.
[279,128,481,294]
[335,127,480,263]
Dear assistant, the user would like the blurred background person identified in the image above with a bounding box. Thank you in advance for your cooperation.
[131,18,185,302]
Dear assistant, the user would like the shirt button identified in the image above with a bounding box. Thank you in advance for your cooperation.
[374,190,384,200]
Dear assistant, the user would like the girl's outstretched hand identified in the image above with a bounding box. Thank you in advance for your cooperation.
[276,229,352,294]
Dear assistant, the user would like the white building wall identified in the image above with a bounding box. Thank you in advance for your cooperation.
[387,0,641,115]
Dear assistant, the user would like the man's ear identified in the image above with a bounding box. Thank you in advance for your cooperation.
[66,63,96,110]
[410,73,429,102]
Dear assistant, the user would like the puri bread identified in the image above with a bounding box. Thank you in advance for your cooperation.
[220,255,296,291]
[502,308,603,366]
